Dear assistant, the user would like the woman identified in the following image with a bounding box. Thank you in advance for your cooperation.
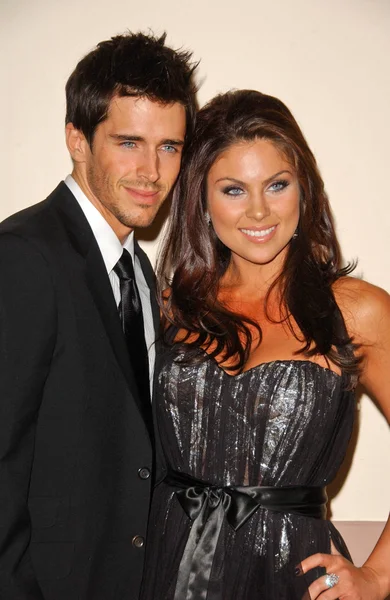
[141,90,390,599]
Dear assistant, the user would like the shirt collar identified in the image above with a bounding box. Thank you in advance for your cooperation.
[64,174,134,273]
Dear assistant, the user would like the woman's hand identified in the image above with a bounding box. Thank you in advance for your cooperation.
[301,552,385,599]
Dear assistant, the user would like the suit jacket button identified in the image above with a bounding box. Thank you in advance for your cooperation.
[132,535,145,549]
[138,467,151,480]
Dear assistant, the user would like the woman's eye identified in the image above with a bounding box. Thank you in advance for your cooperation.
[268,179,289,193]
[222,186,244,196]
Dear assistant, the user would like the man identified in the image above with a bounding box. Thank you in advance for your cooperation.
[0,32,197,599]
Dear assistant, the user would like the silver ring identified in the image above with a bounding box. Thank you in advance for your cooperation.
[325,573,339,588]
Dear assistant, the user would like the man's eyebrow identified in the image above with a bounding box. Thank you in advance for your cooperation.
[109,134,184,146]
[162,139,185,146]
[109,134,144,142]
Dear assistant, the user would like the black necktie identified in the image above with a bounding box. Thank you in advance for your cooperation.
[114,249,150,405]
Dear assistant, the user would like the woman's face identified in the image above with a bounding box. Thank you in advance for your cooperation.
[207,138,300,274]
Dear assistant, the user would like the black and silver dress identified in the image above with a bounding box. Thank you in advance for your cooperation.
[141,347,354,600]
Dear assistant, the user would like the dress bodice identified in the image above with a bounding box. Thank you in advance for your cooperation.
[157,348,355,488]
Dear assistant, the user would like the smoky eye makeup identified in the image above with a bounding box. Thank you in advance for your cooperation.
[268,179,290,192]
[221,185,245,196]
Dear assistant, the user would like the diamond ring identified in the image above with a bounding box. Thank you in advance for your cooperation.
[325,573,339,588]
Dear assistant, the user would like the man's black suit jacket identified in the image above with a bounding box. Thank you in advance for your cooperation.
[0,182,160,599]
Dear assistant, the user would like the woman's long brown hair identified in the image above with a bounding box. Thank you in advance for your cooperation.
[157,90,360,386]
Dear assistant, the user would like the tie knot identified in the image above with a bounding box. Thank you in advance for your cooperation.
[114,249,135,281]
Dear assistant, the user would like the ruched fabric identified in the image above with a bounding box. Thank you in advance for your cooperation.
[140,351,354,600]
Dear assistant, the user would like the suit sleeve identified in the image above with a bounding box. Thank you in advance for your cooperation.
[0,233,57,599]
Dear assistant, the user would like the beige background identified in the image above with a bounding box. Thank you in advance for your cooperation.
[1,0,389,552]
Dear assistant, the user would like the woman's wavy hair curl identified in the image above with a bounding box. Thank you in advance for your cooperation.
[158,90,360,386]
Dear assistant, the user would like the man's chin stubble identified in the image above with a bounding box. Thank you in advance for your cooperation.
[118,208,160,230]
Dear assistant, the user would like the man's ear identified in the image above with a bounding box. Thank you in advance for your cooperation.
[65,123,89,163]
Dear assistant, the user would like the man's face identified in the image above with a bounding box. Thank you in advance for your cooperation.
[71,95,186,240]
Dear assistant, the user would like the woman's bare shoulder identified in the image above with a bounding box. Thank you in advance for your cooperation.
[333,276,390,345]
[335,278,390,418]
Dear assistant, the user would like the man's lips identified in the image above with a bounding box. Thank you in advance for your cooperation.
[124,187,160,202]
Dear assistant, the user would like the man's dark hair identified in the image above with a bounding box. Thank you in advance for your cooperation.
[65,31,197,145]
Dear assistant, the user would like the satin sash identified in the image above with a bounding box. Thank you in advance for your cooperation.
[164,469,327,600]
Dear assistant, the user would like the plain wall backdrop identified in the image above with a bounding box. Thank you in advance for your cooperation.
[1,0,389,526]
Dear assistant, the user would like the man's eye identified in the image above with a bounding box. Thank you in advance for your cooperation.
[161,145,177,153]
[121,141,136,148]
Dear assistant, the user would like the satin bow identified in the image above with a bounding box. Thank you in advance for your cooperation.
[172,477,262,600]
[165,470,327,600]
[176,484,261,530]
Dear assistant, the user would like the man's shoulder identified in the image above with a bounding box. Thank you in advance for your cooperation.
[0,199,48,236]
[0,183,77,267]
[0,182,82,250]
[0,183,67,236]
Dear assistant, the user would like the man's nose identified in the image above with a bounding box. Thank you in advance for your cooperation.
[137,149,160,183]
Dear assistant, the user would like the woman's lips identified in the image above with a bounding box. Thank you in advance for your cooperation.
[239,225,277,242]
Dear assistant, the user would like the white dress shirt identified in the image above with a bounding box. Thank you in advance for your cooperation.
[64,175,155,391]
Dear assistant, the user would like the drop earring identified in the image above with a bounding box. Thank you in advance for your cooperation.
[205,211,211,225]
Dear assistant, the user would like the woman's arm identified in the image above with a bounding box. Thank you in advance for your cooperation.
[301,277,390,600]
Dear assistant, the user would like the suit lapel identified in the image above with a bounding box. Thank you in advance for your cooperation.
[134,239,160,337]
[51,183,152,436]
[134,240,166,472]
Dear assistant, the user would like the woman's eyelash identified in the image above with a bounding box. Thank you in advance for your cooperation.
[222,186,244,196]
[269,179,289,192]
[221,180,290,195]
